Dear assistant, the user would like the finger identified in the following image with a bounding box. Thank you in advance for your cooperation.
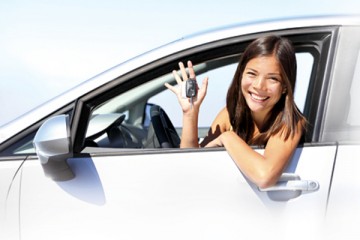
[172,70,183,85]
[164,82,178,94]
[201,77,209,94]
[179,62,188,81]
[187,61,196,79]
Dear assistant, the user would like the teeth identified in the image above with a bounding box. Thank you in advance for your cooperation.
[251,93,268,101]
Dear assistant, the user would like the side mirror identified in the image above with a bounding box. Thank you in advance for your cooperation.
[33,114,75,181]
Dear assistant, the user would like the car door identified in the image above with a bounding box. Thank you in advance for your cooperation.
[0,157,23,240]
[19,146,334,240]
[19,28,339,240]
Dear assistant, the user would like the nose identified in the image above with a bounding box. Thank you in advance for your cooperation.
[252,77,266,90]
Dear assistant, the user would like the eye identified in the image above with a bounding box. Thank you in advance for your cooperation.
[268,76,281,83]
[246,71,256,78]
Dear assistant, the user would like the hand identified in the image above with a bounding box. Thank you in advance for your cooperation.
[165,61,208,113]
[204,136,224,148]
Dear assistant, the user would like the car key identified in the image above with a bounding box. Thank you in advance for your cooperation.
[186,79,197,109]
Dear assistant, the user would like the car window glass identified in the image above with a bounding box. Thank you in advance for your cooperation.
[294,53,313,112]
[322,26,360,142]
[347,49,360,127]
[13,140,35,154]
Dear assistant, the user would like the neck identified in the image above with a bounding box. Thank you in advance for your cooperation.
[251,111,269,132]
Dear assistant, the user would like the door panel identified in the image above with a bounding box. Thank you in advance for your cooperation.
[325,144,360,239]
[0,160,24,240]
[19,144,336,240]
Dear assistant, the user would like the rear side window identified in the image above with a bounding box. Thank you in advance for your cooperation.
[322,26,360,142]
[346,50,360,127]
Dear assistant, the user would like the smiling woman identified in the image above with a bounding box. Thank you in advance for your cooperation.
[165,35,307,188]
[241,56,285,121]
[227,36,304,145]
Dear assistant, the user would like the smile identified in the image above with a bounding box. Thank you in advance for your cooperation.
[250,92,269,102]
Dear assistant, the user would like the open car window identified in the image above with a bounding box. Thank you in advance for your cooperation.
[85,56,239,149]
[84,51,314,150]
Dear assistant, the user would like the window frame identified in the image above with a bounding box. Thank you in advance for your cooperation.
[65,28,339,154]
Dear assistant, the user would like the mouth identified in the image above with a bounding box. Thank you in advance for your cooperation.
[249,92,269,102]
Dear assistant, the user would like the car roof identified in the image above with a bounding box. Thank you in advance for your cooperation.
[1,14,360,144]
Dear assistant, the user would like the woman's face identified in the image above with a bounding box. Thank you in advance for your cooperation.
[241,55,285,120]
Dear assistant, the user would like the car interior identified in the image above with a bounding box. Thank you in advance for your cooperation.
[84,55,241,149]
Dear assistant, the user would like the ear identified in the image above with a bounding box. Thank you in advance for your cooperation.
[282,87,287,94]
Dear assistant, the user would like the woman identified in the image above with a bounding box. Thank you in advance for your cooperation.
[165,35,307,188]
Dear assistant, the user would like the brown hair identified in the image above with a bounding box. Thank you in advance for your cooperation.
[226,35,306,145]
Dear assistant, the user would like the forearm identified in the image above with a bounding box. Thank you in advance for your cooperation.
[219,131,278,188]
[180,109,200,148]
[220,131,263,167]
[164,61,209,148]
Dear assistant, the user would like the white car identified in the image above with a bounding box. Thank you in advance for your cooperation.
[1,15,360,240]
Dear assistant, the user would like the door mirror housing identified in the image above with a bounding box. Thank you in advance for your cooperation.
[33,114,74,181]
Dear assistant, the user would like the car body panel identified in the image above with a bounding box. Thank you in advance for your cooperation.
[325,144,360,239]
[19,145,335,239]
[0,160,23,240]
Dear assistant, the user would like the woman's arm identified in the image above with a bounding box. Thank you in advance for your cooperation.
[206,122,303,188]
[164,61,208,148]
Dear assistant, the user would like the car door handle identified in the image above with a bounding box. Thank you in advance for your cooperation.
[259,179,319,192]
[257,173,319,201]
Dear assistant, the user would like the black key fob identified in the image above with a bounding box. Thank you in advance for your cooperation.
[186,79,197,98]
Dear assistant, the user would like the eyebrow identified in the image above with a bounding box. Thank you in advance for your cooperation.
[246,68,281,76]
[246,67,257,72]
[267,73,282,77]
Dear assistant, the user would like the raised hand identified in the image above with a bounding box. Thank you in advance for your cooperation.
[164,61,208,113]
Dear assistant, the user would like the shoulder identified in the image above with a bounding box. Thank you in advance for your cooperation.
[218,107,230,124]
[218,107,229,119]
[200,107,231,147]
[268,119,304,147]
[212,107,232,132]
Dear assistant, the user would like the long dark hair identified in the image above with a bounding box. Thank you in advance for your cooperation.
[226,35,306,145]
